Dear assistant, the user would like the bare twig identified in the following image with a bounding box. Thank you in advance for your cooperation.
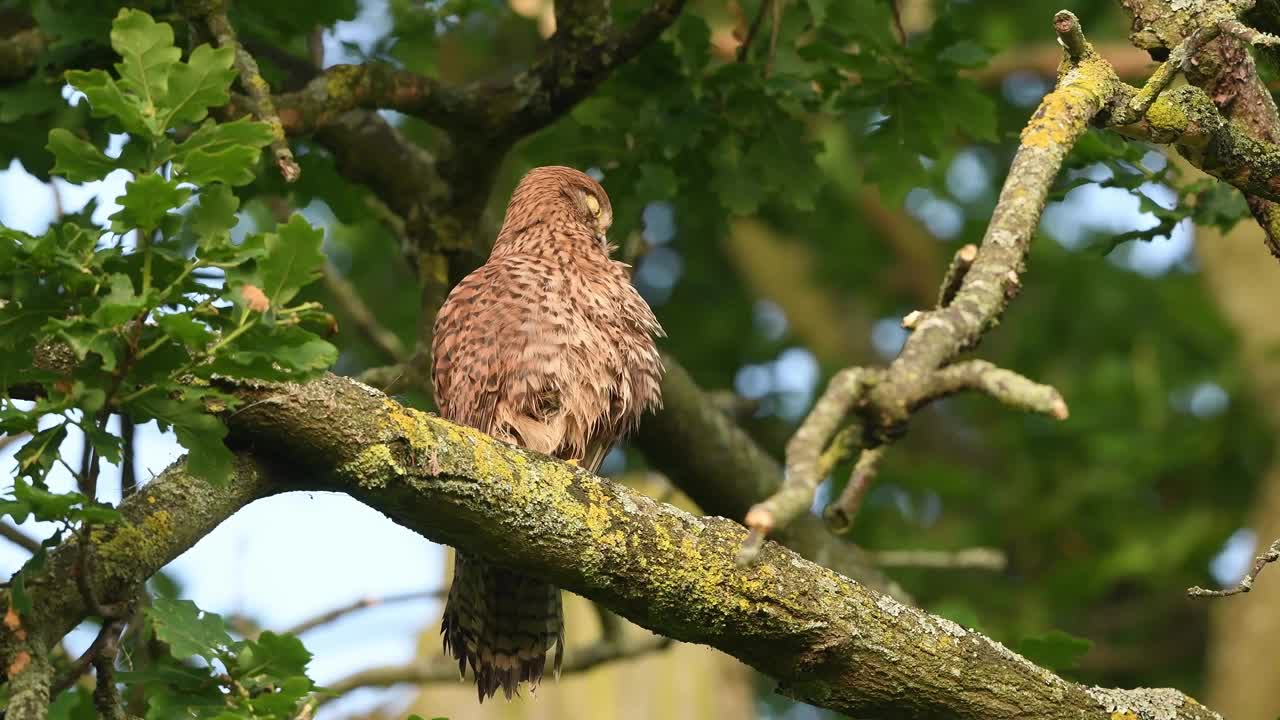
[0,523,40,554]
[1188,536,1280,598]
[1053,9,1089,60]
[937,243,978,308]
[90,622,127,720]
[1218,18,1280,46]
[51,619,122,697]
[823,447,886,534]
[201,4,300,182]
[890,0,907,44]
[869,547,1008,571]
[739,368,877,564]
[322,261,408,364]
[930,360,1070,419]
[737,0,773,63]
[283,589,443,636]
[1111,28,1218,126]
[317,633,672,706]
[307,24,324,68]
[766,0,782,77]
[119,416,137,498]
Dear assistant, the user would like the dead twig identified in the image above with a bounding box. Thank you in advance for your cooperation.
[283,589,443,636]
[0,523,40,554]
[738,368,876,564]
[1188,536,1280,598]
[200,4,300,181]
[823,447,886,534]
[869,547,1008,571]
[322,260,408,365]
[316,633,672,707]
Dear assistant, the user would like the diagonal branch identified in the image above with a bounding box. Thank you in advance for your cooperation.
[866,11,1116,428]
[632,355,906,599]
[740,11,1102,551]
[0,522,40,554]
[322,260,408,365]
[0,372,1222,720]
[1188,536,1280,598]
[221,0,687,142]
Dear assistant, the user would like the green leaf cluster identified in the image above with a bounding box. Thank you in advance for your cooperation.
[121,599,317,719]
[2,8,336,508]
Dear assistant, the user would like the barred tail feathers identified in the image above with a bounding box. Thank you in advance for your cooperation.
[441,551,565,702]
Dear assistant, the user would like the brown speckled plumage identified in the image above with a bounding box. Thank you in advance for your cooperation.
[432,166,664,701]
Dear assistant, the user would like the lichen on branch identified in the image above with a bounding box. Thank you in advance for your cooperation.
[0,373,1223,720]
[742,11,1101,553]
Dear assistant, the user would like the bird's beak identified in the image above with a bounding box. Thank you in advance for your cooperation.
[596,231,608,247]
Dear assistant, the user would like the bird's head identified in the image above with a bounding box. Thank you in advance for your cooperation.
[498,166,614,252]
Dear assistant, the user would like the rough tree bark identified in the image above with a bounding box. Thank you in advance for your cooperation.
[0,373,1222,720]
[7,1,1280,717]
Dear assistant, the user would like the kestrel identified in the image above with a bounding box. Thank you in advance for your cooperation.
[431,166,665,701]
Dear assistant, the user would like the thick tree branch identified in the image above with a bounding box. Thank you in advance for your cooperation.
[1107,84,1280,202]
[1117,0,1280,255]
[222,0,685,143]
[0,373,1221,720]
[492,0,688,139]
[633,355,907,599]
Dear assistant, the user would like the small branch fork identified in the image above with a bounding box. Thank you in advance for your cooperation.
[194,2,300,182]
[743,3,1280,562]
[738,11,1115,562]
[1188,536,1280,598]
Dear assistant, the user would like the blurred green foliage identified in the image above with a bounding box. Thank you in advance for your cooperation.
[0,0,1273,715]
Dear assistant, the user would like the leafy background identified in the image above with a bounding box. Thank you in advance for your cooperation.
[0,0,1275,718]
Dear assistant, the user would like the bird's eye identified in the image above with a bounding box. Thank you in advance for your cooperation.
[585,194,601,216]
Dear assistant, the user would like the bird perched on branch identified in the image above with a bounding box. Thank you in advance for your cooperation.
[431,165,665,701]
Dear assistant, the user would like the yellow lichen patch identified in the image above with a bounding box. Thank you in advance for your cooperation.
[579,481,629,552]
[1019,61,1111,149]
[652,522,674,553]
[323,65,363,102]
[1144,95,1188,139]
[340,444,404,488]
[1110,712,1138,720]
[97,510,175,576]
[470,435,517,486]
[382,400,436,453]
